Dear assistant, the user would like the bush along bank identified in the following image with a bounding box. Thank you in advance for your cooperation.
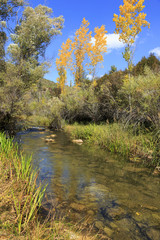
[0,132,98,240]
[64,123,160,170]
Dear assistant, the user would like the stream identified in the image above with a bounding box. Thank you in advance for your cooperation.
[17,129,160,240]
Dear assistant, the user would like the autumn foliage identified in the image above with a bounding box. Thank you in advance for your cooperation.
[88,25,107,79]
[113,0,150,45]
[56,18,107,90]
[113,0,150,70]
[56,38,72,92]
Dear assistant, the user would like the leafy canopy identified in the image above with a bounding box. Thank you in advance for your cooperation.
[113,0,150,45]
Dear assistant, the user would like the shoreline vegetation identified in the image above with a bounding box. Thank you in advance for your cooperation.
[0,132,97,240]
[64,123,160,170]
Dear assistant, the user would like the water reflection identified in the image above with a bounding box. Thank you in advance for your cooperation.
[18,130,160,240]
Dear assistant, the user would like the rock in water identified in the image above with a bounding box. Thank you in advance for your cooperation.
[72,139,83,144]
[70,202,86,212]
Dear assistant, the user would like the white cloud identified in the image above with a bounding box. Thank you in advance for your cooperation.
[149,47,160,57]
[91,33,125,54]
[86,74,93,80]
[107,33,125,50]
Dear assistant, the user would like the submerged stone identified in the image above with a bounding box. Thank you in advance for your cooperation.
[146,228,160,240]
[107,207,127,219]
[114,218,143,239]
[141,204,158,211]
[87,210,95,216]
[70,202,86,212]
[95,220,104,230]
[103,226,114,237]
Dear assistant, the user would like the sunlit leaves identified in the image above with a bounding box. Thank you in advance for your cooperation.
[56,67,67,93]
[56,38,73,70]
[113,0,150,45]
[56,38,73,93]
[56,18,107,89]
[88,25,107,78]
[72,18,92,85]
[113,0,150,69]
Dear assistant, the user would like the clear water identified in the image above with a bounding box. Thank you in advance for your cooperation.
[17,130,160,240]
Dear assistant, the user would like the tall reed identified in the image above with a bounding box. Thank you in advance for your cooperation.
[0,132,46,234]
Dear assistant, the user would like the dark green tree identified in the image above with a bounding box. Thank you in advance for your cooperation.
[133,54,160,76]
[0,0,25,73]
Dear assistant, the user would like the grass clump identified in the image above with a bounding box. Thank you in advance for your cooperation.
[0,132,46,234]
[65,123,159,166]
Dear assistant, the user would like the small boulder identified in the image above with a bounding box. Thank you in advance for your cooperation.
[95,221,104,230]
[70,202,86,212]
[107,207,126,219]
[146,228,160,240]
[72,139,83,144]
[87,210,95,216]
[104,226,114,237]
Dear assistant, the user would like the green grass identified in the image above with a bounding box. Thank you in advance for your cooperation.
[0,132,47,234]
[64,123,159,166]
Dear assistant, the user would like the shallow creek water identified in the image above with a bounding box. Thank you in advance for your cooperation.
[17,129,160,240]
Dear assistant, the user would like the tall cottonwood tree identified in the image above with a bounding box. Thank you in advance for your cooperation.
[72,18,92,86]
[56,18,107,89]
[113,0,150,113]
[113,0,150,71]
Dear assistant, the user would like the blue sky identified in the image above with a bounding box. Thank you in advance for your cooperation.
[27,0,160,83]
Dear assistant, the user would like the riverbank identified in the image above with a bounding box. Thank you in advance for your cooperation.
[0,132,97,239]
[64,123,160,168]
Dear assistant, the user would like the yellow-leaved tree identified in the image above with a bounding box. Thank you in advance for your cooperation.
[72,18,92,86]
[56,18,107,89]
[113,0,150,71]
[113,0,150,113]
[56,38,72,92]
[88,25,107,80]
